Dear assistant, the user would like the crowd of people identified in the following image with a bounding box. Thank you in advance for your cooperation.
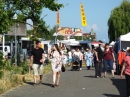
[30,41,130,97]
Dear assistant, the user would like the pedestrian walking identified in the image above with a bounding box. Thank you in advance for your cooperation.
[94,43,105,78]
[68,49,72,66]
[74,48,81,57]
[103,43,115,78]
[91,46,95,67]
[61,52,67,67]
[120,48,130,97]
[79,50,83,70]
[50,44,62,87]
[85,48,93,70]
[30,41,45,86]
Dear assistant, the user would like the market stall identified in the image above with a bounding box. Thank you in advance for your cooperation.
[118,32,130,50]
[114,32,130,74]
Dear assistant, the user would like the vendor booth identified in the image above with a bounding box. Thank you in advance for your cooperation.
[118,32,130,50]
[114,32,130,74]
[110,41,115,46]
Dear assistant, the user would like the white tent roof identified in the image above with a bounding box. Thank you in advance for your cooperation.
[110,41,115,46]
[120,32,130,41]
[59,39,79,46]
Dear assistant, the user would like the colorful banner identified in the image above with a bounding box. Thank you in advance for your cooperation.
[56,11,60,25]
[80,3,87,26]
[57,27,82,36]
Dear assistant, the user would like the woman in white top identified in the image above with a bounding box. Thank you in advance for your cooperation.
[74,48,81,57]
[74,48,83,70]
[68,49,72,65]
[50,44,62,87]
[61,50,67,67]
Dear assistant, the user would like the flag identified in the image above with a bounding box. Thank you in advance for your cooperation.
[80,3,87,26]
[56,11,60,25]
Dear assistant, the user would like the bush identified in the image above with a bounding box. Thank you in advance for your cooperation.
[20,61,29,75]
[0,73,24,94]
[0,52,6,80]
[0,71,3,79]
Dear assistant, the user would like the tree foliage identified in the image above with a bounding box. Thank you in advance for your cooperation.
[0,0,14,34]
[108,0,130,42]
[10,0,63,40]
[27,25,64,40]
[0,0,63,38]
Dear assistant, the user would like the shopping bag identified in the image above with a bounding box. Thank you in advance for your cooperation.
[61,65,65,72]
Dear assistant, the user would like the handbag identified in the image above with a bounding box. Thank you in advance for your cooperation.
[61,65,65,72]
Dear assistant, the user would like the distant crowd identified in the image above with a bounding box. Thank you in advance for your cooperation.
[29,41,130,97]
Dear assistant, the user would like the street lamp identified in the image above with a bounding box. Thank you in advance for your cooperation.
[13,13,17,66]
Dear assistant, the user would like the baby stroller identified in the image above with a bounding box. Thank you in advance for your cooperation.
[71,55,80,71]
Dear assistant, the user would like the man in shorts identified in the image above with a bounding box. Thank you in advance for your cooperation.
[30,41,45,86]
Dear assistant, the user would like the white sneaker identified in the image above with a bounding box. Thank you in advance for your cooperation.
[80,68,82,70]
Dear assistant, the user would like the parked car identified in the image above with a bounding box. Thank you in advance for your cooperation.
[0,46,11,58]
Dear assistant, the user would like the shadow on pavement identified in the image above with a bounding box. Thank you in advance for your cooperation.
[67,69,80,71]
[42,83,52,87]
[103,79,126,97]
[83,75,95,78]
[25,82,52,87]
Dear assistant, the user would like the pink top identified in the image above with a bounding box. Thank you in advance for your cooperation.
[124,56,130,75]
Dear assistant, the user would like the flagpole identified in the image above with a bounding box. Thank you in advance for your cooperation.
[82,27,83,40]
[55,0,59,44]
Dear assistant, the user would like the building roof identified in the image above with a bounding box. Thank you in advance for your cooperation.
[92,42,100,44]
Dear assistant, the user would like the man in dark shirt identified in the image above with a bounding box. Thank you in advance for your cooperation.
[30,41,45,85]
[94,43,105,78]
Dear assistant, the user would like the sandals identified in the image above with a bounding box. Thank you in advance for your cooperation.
[55,84,59,87]
[51,84,59,87]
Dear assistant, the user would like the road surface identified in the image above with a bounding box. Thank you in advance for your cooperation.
[1,66,126,97]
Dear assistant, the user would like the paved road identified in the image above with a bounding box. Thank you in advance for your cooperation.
[1,67,126,97]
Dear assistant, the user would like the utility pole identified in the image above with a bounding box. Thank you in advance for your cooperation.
[13,13,18,66]
[55,0,58,44]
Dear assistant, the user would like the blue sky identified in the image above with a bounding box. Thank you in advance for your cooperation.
[27,0,123,42]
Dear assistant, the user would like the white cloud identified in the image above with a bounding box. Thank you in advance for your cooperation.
[86,24,100,31]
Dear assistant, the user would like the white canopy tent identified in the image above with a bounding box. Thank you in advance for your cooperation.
[118,32,130,50]
[110,41,115,46]
[60,39,80,46]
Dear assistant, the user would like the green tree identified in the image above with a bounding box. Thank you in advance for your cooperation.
[74,36,82,40]
[13,0,62,41]
[0,0,14,34]
[41,25,63,40]
[108,0,130,42]
[3,0,63,47]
